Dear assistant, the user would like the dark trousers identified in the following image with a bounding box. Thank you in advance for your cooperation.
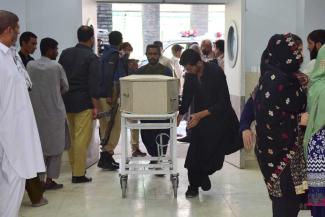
[311,207,325,217]
[187,169,209,188]
[140,120,169,157]
[25,177,43,204]
[185,127,192,140]
[270,168,300,217]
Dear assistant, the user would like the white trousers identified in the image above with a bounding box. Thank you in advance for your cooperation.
[0,146,25,217]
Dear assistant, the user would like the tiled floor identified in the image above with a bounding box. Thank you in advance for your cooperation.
[19,121,311,217]
[20,158,311,217]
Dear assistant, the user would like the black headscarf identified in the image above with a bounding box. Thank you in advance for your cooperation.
[260,34,280,76]
[266,33,303,73]
[260,49,270,76]
[253,35,280,98]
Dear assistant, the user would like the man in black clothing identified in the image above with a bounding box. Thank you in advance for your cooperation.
[59,26,100,184]
[178,49,238,198]
[136,44,172,76]
[135,44,173,160]
[18,31,37,67]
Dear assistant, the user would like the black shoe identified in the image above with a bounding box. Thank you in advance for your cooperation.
[111,157,120,167]
[105,151,120,167]
[201,176,211,191]
[97,152,106,168]
[185,186,199,198]
[72,176,92,183]
[177,136,190,143]
[44,181,63,190]
[102,161,119,171]
[98,151,119,170]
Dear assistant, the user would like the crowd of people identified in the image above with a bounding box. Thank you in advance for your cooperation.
[1,8,325,217]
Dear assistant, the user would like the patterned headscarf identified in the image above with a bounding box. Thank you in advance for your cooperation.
[253,35,280,99]
[260,34,284,75]
[267,33,303,73]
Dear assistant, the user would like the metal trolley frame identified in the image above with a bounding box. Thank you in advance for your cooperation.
[119,112,179,198]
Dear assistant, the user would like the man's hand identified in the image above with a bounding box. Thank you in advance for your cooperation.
[106,97,112,104]
[187,110,210,129]
[92,108,98,120]
[300,112,308,126]
[187,113,202,129]
[242,129,254,151]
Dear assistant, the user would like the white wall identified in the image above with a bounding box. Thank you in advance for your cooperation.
[26,0,82,58]
[302,0,325,56]
[244,0,298,73]
[296,0,305,41]
[225,0,245,97]
[0,0,28,33]
[224,0,245,168]
[82,0,97,29]
[245,0,325,73]
[82,0,98,52]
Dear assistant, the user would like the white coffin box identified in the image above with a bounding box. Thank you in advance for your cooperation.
[120,75,179,114]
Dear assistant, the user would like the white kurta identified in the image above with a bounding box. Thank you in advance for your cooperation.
[0,145,25,217]
[0,42,45,180]
[171,56,184,94]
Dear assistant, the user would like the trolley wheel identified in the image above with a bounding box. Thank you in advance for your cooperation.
[170,174,179,198]
[120,175,128,198]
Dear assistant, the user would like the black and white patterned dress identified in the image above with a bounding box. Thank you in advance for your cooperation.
[307,126,325,207]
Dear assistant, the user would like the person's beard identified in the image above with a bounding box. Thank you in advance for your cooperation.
[148,58,158,65]
[202,49,210,56]
[310,46,318,60]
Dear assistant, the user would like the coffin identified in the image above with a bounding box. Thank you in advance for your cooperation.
[120,75,179,114]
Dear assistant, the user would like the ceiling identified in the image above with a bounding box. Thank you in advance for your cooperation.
[97,0,228,4]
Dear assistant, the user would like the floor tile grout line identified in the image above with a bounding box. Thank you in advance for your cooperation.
[222,193,239,217]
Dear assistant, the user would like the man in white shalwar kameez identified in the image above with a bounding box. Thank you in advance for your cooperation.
[0,10,45,217]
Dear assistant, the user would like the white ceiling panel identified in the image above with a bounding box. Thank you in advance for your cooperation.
[97,0,227,4]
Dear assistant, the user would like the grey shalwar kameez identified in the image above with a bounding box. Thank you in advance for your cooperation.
[27,57,69,178]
